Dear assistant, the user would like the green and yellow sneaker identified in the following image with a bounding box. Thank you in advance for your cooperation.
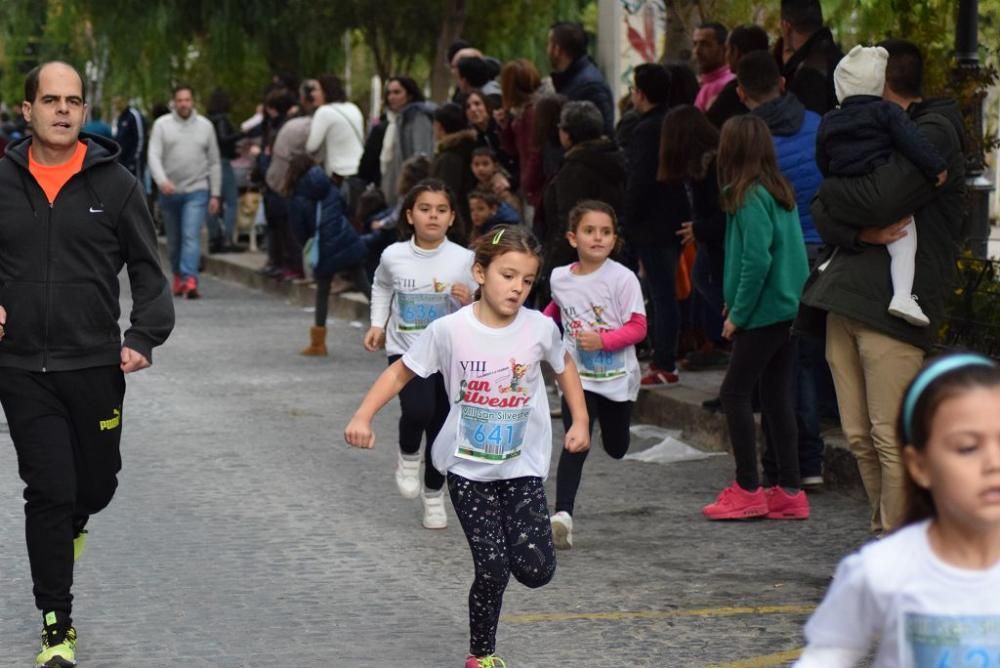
[464,655,506,668]
[73,529,87,562]
[36,620,76,668]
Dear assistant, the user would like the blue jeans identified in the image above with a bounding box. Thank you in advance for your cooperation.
[160,190,209,279]
[637,245,680,371]
[207,160,238,242]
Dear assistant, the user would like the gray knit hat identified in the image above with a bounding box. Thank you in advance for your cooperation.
[834,44,888,103]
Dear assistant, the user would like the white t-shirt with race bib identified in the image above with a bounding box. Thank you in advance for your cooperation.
[549,259,645,402]
[402,305,566,482]
[797,520,1000,668]
[370,238,477,356]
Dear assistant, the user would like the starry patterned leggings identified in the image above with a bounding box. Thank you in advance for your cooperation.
[447,473,557,657]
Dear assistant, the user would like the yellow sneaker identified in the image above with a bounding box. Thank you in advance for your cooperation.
[36,621,76,667]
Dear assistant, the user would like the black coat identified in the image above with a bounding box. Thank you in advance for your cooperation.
[816,95,948,181]
[623,105,690,247]
[705,79,747,128]
[551,56,615,137]
[781,27,843,115]
[799,98,967,351]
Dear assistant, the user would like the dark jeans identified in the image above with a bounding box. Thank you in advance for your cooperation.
[692,245,725,345]
[637,245,680,371]
[0,366,126,614]
[556,391,632,515]
[448,473,556,657]
[720,321,800,490]
[389,355,448,491]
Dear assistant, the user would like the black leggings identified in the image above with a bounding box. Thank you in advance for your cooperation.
[556,391,633,515]
[448,473,556,657]
[719,320,800,490]
[0,365,126,614]
[389,354,448,491]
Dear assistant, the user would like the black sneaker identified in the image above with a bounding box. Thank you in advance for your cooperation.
[36,611,76,667]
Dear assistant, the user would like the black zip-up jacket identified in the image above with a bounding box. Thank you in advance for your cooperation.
[0,133,174,371]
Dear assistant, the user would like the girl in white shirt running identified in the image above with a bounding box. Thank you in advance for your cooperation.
[346,225,590,668]
[364,179,477,529]
[545,201,646,549]
[797,353,1000,667]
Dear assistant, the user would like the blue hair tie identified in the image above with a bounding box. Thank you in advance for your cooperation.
[902,353,996,442]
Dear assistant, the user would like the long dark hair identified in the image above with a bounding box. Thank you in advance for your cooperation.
[896,355,1000,528]
[385,76,424,106]
[717,115,796,213]
[658,104,719,182]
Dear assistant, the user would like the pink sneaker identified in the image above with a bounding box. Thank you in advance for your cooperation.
[703,482,768,520]
[766,487,810,519]
[465,655,506,668]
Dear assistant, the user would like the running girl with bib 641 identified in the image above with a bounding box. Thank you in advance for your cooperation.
[345,224,589,668]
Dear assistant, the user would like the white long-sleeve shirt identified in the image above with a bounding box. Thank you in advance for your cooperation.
[147,110,221,196]
[370,238,477,356]
[305,103,365,177]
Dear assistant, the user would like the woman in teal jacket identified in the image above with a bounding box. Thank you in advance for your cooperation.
[703,115,810,522]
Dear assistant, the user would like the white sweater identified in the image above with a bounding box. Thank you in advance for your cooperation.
[147,110,221,196]
[306,103,365,177]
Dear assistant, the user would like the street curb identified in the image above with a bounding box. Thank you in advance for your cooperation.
[186,243,863,495]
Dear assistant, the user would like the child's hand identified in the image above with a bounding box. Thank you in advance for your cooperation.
[936,169,948,186]
[676,221,694,246]
[564,420,590,453]
[576,330,603,352]
[345,416,375,449]
[452,283,472,305]
[491,173,511,194]
[363,326,386,352]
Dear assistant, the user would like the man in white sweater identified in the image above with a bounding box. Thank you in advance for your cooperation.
[305,75,364,180]
[147,85,221,298]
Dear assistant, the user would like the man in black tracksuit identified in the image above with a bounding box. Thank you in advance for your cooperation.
[0,61,174,667]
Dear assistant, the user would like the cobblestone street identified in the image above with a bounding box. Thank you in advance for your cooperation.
[0,274,872,667]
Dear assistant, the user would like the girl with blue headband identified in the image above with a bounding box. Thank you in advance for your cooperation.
[796,353,1000,666]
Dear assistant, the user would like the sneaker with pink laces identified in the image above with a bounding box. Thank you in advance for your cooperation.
[766,487,810,520]
[703,482,768,520]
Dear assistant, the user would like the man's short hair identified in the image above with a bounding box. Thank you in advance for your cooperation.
[634,63,672,106]
[457,57,493,88]
[736,50,782,101]
[172,84,194,98]
[780,0,823,33]
[558,100,603,145]
[469,188,500,208]
[728,25,769,56]
[434,103,467,135]
[880,39,924,99]
[24,61,87,103]
[697,22,728,46]
[550,22,588,61]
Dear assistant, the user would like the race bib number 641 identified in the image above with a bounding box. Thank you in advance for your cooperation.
[456,405,531,463]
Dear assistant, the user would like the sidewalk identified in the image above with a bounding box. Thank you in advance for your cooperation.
[188,242,863,495]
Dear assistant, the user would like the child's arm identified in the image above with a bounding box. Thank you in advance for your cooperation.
[884,102,949,185]
[542,300,561,324]
[365,255,394,351]
[345,359,416,449]
[554,353,590,453]
[595,313,647,352]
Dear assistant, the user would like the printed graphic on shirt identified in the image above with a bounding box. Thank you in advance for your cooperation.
[396,277,455,332]
[901,611,1000,667]
[564,303,625,381]
[455,357,534,463]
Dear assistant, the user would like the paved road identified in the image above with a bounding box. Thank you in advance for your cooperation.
[0,273,871,667]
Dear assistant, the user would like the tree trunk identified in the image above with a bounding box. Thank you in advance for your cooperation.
[429,0,467,102]
[663,0,701,62]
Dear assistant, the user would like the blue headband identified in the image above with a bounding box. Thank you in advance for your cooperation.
[902,353,996,442]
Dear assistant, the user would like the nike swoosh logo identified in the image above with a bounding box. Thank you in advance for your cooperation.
[89,207,104,213]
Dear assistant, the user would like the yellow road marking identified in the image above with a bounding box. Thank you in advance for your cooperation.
[705,648,804,668]
[502,604,815,624]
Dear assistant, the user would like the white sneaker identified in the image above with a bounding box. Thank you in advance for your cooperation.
[395,452,421,499]
[550,511,573,549]
[888,295,930,327]
[421,491,448,529]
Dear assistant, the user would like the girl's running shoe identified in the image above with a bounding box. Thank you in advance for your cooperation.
[465,656,506,668]
[703,482,768,520]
